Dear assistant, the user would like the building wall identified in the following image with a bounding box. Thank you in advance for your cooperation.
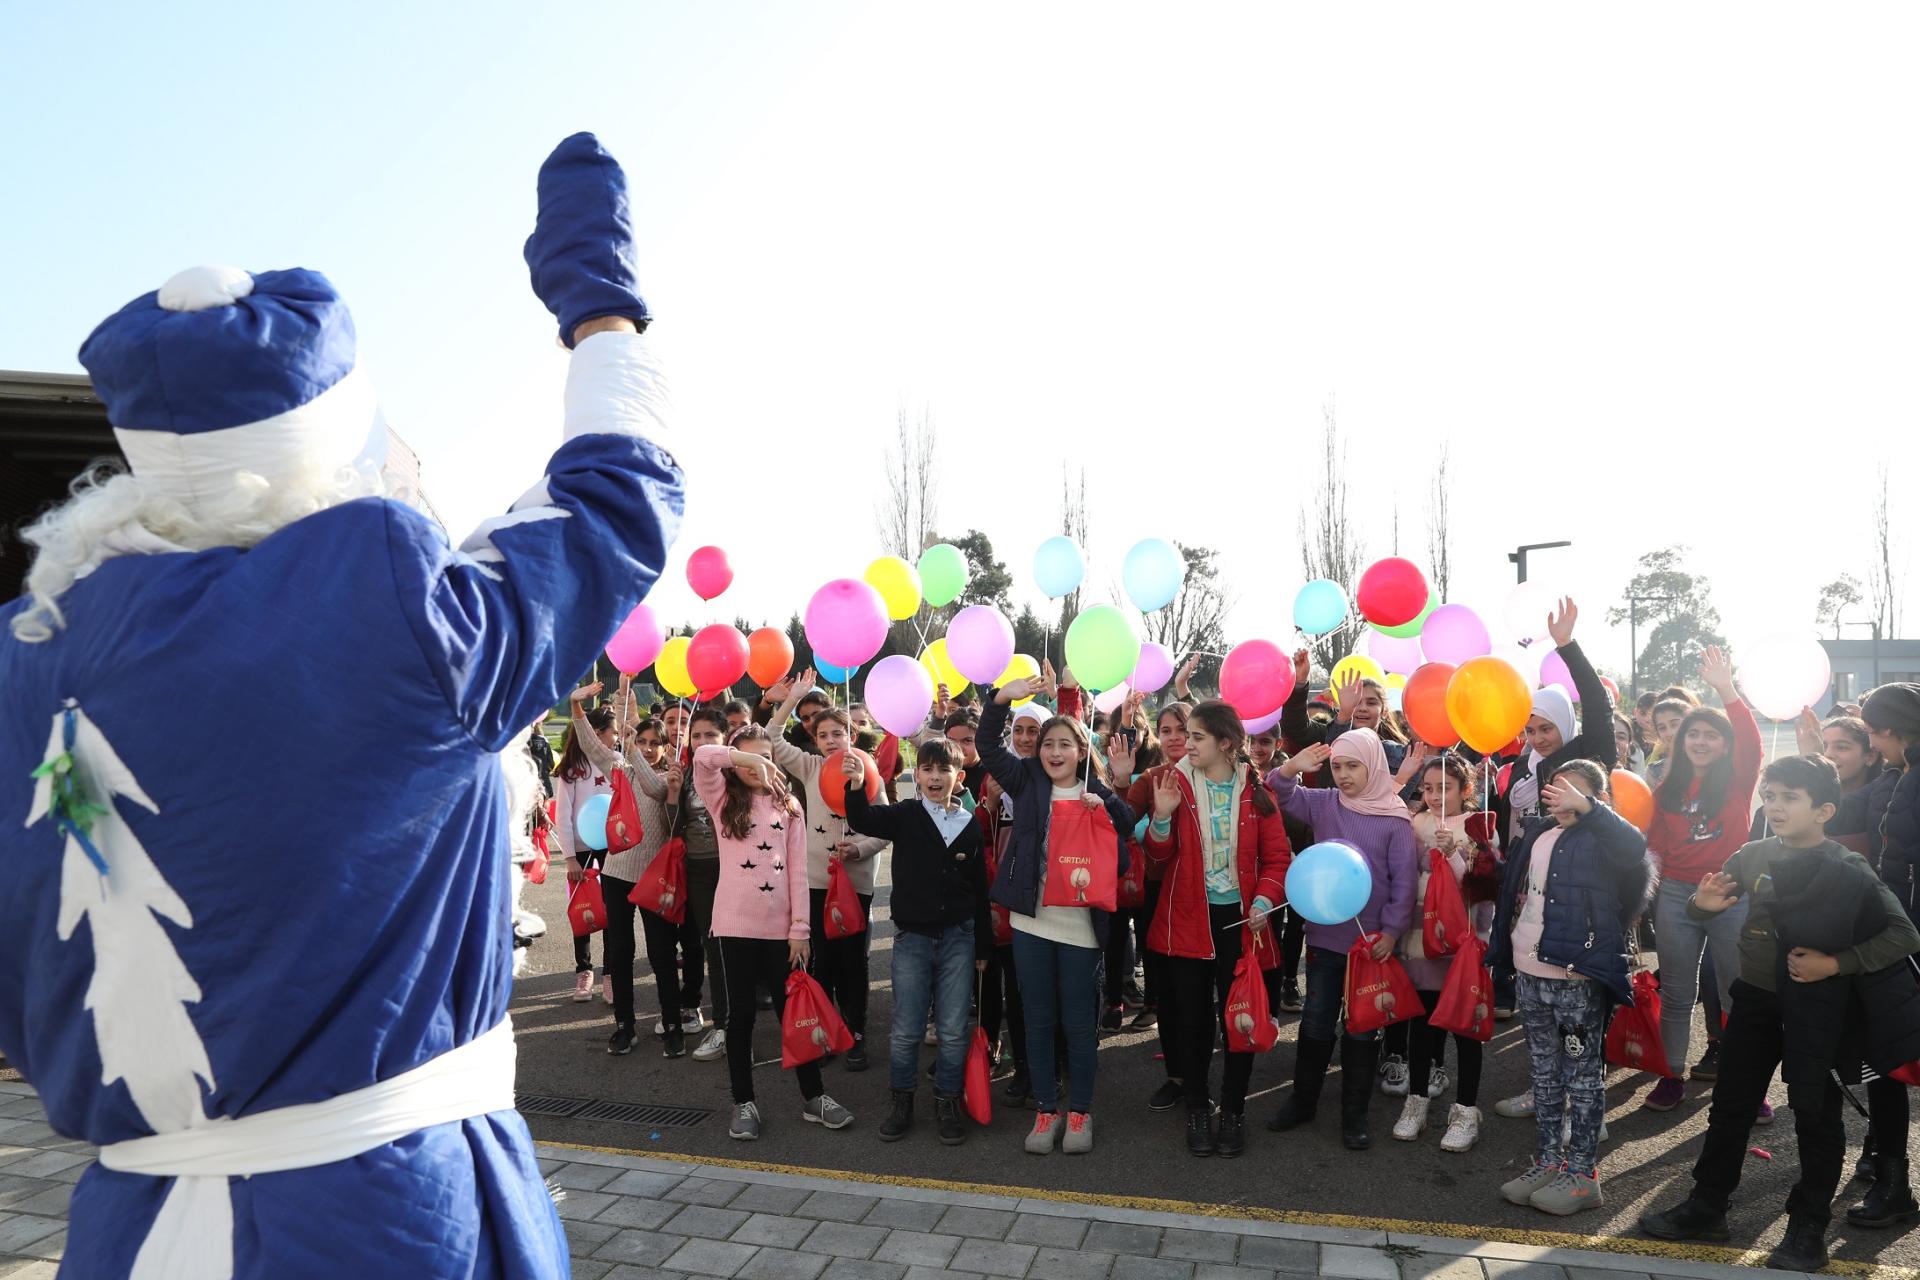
[1819,638,1920,707]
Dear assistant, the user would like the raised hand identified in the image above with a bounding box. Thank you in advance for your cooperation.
[1175,652,1202,697]
[571,681,604,705]
[1795,706,1824,755]
[1283,743,1333,778]
[997,678,1035,706]
[1693,871,1741,912]
[524,133,651,347]
[1058,664,1080,691]
[935,682,954,719]
[1332,667,1363,716]
[1151,769,1182,819]
[1700,645,1735,696]
[1291,648,1313,688]
[1038,660,1060,702]
[1541,777,1593,819]
[1547,598,1578,648]
[1108,739,1138,784]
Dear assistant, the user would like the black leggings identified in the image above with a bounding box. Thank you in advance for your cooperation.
[981,943,1028,1075]
[808,888,872,1037]
[1104,909,1138,1006]
[1136,887,1177,1074]
[1407,990,1482,1106]
[686,856,727,1030]
[1165,906,1258,1115]
[716,935,823,1105]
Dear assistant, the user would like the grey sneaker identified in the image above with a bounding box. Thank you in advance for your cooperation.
[1494,1089,1535,1118]
[1380,1054,1410,1097]
[1026,1110,1063,1154]
[692,1029,727,1062]
[1063,1111,1094,1154]
[681,1009,707,1035]
[729,1101,762,1141]
[803,1094,854,1130]
[1500,1159,1559,1206]
[1530,1169,1604,1216]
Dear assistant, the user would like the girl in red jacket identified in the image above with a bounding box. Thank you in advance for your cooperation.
[1142,700,1292,1159]
[1127,701,1192,1104]
[1643,646,1763,1112]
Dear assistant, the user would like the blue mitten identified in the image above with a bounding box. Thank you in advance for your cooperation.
[524,132,651,346]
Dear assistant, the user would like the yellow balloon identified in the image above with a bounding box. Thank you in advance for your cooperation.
[1328,654,1386,710]
[919,639,971,699]
[1385,673,1407,690]
[1444,656,1532,755]
[995,654,1040,707]
[656,635,697,699]
[864,556,923,621]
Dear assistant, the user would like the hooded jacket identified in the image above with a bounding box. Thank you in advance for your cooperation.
[1140,758,1290,961]
[1488,802,1654,1006]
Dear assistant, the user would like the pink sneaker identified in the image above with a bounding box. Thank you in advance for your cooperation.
[572,971,593,1002]
[1643,1077,1686,1111]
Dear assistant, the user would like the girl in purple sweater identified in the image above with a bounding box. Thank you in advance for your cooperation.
[1265,729,1418,1150]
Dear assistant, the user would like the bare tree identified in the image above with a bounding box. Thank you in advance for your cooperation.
[1871,465,1901,636]
[1426,442,1452,601]
[1816,573,1864,635]
[877,404,939,561]
[1059,464,1089,629]
[1296,401,1366,668]
[1142,544,1233,691]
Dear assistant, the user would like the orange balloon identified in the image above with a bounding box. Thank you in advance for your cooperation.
[1445,657,1532,755]
[820,749,882,816]
[1402,662,1459,748]
[747,627,795,688]
[1612,770,1655,832]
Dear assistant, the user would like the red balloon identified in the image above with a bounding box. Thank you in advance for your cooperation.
[1403,662,1460,748]
[1218,639,1295,720]
[821,749,882,816]
[686,546,734,602]
[747,627,795,688]
[1355,558,1431,628]
[686,624,749,693]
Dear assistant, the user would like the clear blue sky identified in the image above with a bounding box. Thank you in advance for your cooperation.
[5,2,1917,682]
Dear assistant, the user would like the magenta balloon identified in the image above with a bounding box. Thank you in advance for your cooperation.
[686,624,750,693]
[1219,639,1295,720]
[1420,603,1493,667]
[946,606,1016,685]
[1243,707,1283,735]
[865,654,935,737]
[686,546,734,602]
[804,579,890,668]
[1366,629,1425,677]
[1129,642,1176,693]
[1540,649,1576,700]
[606,603,666,674]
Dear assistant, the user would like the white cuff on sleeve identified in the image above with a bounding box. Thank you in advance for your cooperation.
[563,330,672,445]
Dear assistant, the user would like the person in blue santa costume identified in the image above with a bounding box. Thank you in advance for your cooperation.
[0,133,683,1279]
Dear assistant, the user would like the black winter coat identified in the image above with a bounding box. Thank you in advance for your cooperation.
[842,788,993,959]
[1492,640,1618,843]
[1488,802,1654,1006]
[1880,750,1920,915]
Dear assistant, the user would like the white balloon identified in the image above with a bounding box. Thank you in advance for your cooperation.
[1503,581,1556,644]
[1736,634,1832,721]
[1489,642,1544,689]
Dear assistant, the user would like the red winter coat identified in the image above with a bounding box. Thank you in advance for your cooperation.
[1141,760,1291,961]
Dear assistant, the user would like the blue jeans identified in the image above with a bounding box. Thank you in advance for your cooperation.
[1652,878,1745,1072]
[890,922,978,1095]
[1301,945,1370,1044]
[1011,930,1101,1113]
[1515,973,1608,1176]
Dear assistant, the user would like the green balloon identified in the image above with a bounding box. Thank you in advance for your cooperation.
[1064,605,1142,692]
[1372,590,1435,639]
[918,542,969,608]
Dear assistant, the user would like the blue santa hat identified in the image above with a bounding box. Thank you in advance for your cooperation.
[78,265,386,503]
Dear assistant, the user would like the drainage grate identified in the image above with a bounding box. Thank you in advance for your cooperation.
[516,1093,710,1129]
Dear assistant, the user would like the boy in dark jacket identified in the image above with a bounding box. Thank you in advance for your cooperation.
[1639,755,1920,1272]
[843,740,992,1145]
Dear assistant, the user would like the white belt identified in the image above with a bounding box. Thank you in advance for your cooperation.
[100,1019,518,1280]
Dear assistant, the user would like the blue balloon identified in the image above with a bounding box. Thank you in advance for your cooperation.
[575,793,612,852]
[1121,538,1185,613]
[816,659,859,684]
[1293,578,1350,637]
[1285,840,1373,925]
[1033,536,1087,599]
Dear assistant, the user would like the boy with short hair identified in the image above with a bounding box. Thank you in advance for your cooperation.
[842,739,992,1144]
[1639,754,1920,1271]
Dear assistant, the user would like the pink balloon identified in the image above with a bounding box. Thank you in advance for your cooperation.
[1420,603,1493,667]
[1219,639,1295,720]
[804,579,890,668]
[946,606,1016,686]
[1243,707,1283,735]
[1540,649,1575,701]
[686,624,750,693]
[865,654,935,737]
[606,603,666,674]
[1366,629,1425,677]
[1094,684,1131,714]
[1129,642,1176,693]
[686,546,734,602]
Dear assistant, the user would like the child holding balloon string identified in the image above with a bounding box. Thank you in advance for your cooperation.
[553,702,617,1003]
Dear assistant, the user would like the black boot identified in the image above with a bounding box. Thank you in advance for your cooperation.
[1216,1110,1246,1158]
[934,1093,966,1146]
[1856,1130,1879,1184]
[1185,1104,1216,1157]
[879,1089,914,1142]
[1004,1070,1033,1106]
[1269,1036,1334,1132]
[1848,1156,1919,1227]
[1340,1037,1378,1151]
[1766,1216,1829,1272]
[1639,1195,1730,1242]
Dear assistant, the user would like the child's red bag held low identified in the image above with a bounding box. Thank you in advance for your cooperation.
[1344,934,1423,1034]
[823,856,866,939]
[1041,799,1118,912]
[1427,936,1495,1041]
[628,837,688,924]
[782,968,855,1068]
[605,771,644,854]
[1224,945,1280,1053]
[1116,843,1147,910]
[964,1027,994,1124]
[1421,849,1471,957]
[1604,968,1676,1077]
[567,867,607,938]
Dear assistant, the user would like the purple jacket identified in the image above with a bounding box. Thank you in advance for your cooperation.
[1268,772,1419,954]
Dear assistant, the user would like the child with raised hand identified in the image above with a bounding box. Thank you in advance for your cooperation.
[1640,754,1920,1271]
[842,740,992,1145]
[1265,730,1418,1150]
[1141,700,1291,1158]
[1644,646,1763,1109]
[1489,762,1652,1217]
[981,676,1134,1155]
[553,703,616,1003]
[697,725,853,1140]
[1493,599,1618,848]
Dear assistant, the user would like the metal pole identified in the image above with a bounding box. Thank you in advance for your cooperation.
[1630,600,1640,700]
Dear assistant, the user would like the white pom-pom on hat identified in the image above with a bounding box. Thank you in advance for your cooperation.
[158,265,254,313]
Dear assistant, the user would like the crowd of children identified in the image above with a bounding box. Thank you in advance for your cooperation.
[543,597,1920,1270]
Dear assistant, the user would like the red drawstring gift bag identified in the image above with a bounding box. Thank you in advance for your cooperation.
[990,904,1013,946]
[628,837,688,924]
[964,1026,994,1124]
[1042,799,1118,911]
[1344,934,1423,1034]
[824,856,866,940]
[782,968,854,1068]
[567,867,607,937]
[1224,945,1279,1053]
[1421,850,1471,957]
[605,772,643,854]
[526,847,549,885]
[1605,969,1675,1077]
[1250,917,1281,970]
[1116,843,1147,910]
[1428,936,1495,1041]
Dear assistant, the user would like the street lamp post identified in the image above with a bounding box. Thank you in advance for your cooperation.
[1628,594,1676,700]
[1835,617,1884,690]
[1509,541,1572,585]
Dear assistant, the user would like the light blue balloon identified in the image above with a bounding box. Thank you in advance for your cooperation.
[575,793,612,852]
[1122,538,1185,613]
[1285,840,1373,925]
[1033,536,1087,599]
[1293,578,1350,637]
[816,659,859,684]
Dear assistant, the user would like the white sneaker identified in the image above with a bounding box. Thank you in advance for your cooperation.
[1440,1104,1481,1153]
[681,1010,707,1035]
[1392,1095,1430,1141]
[1427,1067,1451,1099]
[693,1029,727,1062]
[654,1017,668,1036]
[572,972,593,1002]
[1494,1089,1535,1118]
[1380,1054,1410,1097]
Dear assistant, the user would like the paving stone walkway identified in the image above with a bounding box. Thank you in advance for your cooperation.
[0,1079,1837,1278]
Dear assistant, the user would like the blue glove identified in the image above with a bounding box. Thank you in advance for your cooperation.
[524,132,651,347]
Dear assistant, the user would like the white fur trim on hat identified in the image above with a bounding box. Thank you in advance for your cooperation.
[158,265,254,313]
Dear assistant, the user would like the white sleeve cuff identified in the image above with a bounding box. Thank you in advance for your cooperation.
[563,330,672,445]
